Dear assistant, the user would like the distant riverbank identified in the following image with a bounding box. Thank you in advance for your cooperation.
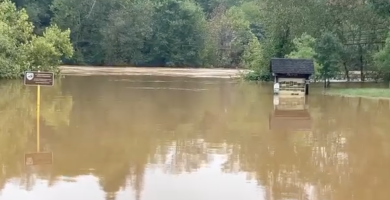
[326,88,390,100]
[59,66,249,78]
[58,66,381,83]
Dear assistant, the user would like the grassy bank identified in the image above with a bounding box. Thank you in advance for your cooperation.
[327,88,390,99]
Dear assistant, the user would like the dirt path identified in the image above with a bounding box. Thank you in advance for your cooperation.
[59,66,250,78]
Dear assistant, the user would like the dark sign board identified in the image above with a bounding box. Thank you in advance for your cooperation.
[25,152,53,166]
[24,71,54,86]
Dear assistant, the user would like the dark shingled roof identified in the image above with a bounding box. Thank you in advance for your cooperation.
[270,58,314,75]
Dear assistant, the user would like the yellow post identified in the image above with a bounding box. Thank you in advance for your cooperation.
[37,85,40,152]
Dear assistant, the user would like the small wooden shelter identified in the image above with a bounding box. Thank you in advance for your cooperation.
[270,58,314,95]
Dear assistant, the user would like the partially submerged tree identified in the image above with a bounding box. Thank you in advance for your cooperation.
[0,0,73,79]
[314,31,343,88]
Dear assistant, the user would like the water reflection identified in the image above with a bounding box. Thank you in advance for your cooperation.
[0,77,389,200]
[270,95,312,131]
[0,79,72,192]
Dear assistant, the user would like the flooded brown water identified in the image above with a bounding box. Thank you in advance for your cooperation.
[1,76,390,200]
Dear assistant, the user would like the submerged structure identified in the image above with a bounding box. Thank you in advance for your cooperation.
[269,96,312,131]
[270,58,314,95]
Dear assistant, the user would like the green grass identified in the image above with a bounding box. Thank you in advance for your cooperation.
[327,88,390,99]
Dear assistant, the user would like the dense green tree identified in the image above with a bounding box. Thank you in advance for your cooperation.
[241,35,263,70]
[0,0,73,78]
[328,0,390,81]
[194,0,245,16]
[257,0,325,58]
[2,0,390,82]
[374,32,390,82]
[314,31,343,87]
[286,33,320,79]
[100,0,155,65]
[205,5,253,68]
[50,0,114,64]
[240,34,272,81]
[147,0,208,67]
[238,0,264,40]
[368,0,390,17]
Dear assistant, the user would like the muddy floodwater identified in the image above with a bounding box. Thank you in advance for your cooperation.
[1,75,390,200]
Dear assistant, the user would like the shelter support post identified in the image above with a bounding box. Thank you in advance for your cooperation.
[305,77,309,95]
[305,84,309,95]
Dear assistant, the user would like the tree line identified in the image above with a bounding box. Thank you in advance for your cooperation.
[2,0,390,81]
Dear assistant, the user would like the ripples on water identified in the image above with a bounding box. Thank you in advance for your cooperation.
[0,76,389,200]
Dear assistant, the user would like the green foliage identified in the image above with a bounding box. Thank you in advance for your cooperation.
[287,33,316,58]
[100,0,155,65]
[0,0,73,79]
[242,35,263,70]
[50,0,113,65]
[148,0,208,67]
[286,33,320,79]
[22,0,52,33]
[238,1,263,40]
[241,35,271,81]
[194,0,245,15]
[26,25,73,72]
[314,31,343,81]
[368,0,390,17]
[204,5,253,68]
[374,32,390,81]
[242,70,271,81]
[4,0,390,82]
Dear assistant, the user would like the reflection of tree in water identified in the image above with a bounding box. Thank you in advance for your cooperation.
[97,162,130,200]
[53,77,278,199]
[236,95,390,200]
[0,79,73,191]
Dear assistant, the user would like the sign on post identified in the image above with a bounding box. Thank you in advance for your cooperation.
[25,152,53,166]
[24,71,54,86]
[23,71,55,163]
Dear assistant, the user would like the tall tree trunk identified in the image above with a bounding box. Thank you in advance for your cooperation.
[359,53,364,82]
[323,77,326,88]
[358,44,365,82]
[343,62,349,82]
[357,27,365,82]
